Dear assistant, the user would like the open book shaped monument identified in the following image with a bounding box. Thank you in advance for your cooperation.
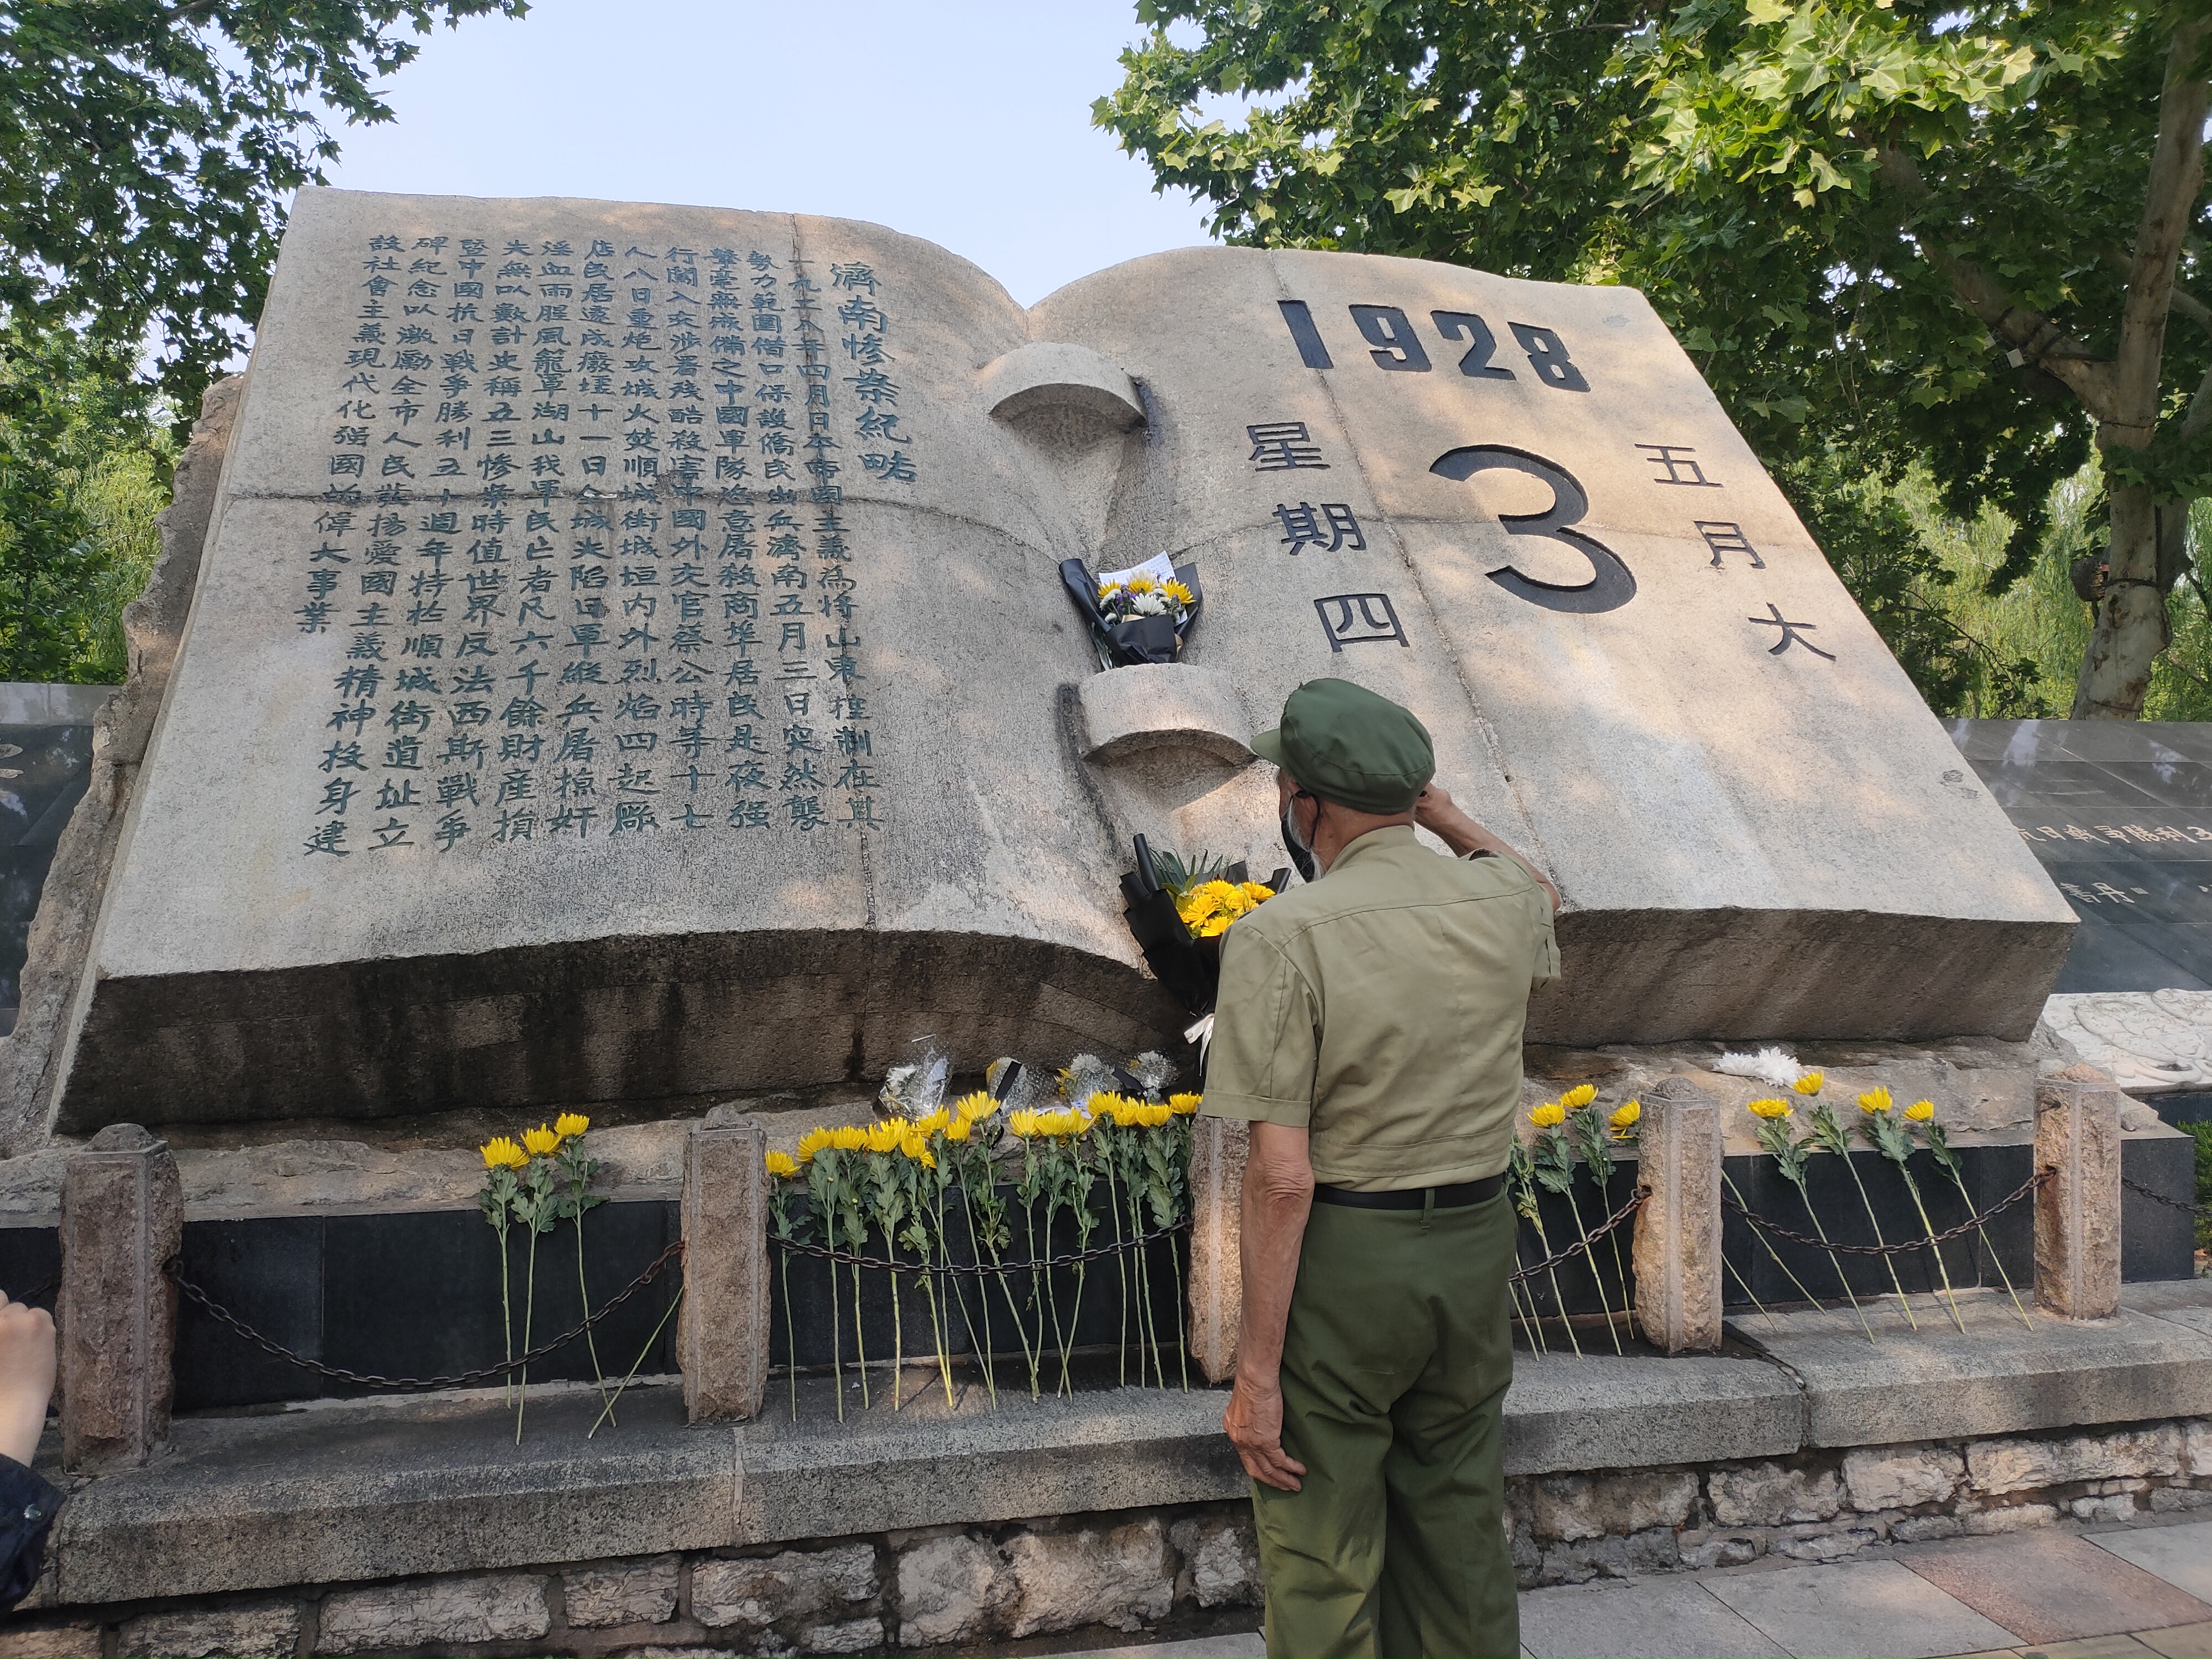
[46,189,2073,1131]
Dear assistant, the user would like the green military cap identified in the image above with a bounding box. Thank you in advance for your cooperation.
[1251,678,1434,812]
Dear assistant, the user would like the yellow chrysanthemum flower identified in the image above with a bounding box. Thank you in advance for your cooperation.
[522,1124,560,1157]
[1008,1110,1040,1138]
[1560,1083,1597,1112]
[1792,1071,1824,1096]
[1169,1092,1202,1116]
[864,1120,904,1154]
[1609,1100,1641,1136]
[1747,1098,1793,1119]
[1161,579,1194,605]
[481,1136,527,1171]
[945,1117,974,1142]
[765,1150,798,1178]
[1858,1086,1893,1115]
[555,1111,590,1141]
[1905,1099,1936,1122]
[953,1091,997,1121]
[796,1126,833,1164]
[830,1125,869,1151]
[1530,1101,1566,1128]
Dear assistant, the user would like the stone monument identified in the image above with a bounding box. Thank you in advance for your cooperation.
[25,188,2073,1135]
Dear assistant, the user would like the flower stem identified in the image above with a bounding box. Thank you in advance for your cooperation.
[1940,1165,2035,1331]
[496,1220,515,1406]
[1896,1164,1968,1333]
[1840,1149,1917,1328]
[515,1224,539,1445]
[574,1198,612,1422]
[826,1199,844,1423]
[588,1286,684,1439]
[780,1248,798,1422]
[1720,1170,1823,1322]
[1788,1176,1877,1343]
[1561,1177,1625,1355]
[1526,1211,1580,1358]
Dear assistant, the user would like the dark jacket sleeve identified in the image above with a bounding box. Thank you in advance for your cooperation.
[0,1453,63,1612]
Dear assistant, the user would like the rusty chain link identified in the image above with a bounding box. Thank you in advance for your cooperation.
[167,1238,684,1392]
[1722,1167,2053,1256]
[2123,1173,2211,1219]
[1510,1186,1649,1285]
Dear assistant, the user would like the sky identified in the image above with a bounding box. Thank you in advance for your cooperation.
[313,0,1223,309]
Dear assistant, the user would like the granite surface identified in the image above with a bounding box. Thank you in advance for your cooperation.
[50,189,2070,1131]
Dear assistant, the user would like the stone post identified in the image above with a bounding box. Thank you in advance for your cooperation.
[676,1107,770,1422]
[1186,1115,1246,1385]
[2034,1074,2121,1320]
[1630,1077,1723,1354]
[59,1123,181,1470]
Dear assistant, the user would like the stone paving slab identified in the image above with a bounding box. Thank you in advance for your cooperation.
[2087,1520,2212,1604]
[2026,1637,2164,1657]
[1521,1576,1787,1658]
[1054,1635,1266,1658]
[1701,1559,2019,1659]
[2137,1621,2212,1658]
[1903,1532,2212,1645]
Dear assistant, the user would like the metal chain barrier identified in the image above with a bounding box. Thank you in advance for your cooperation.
[166,1238,685,1392]
[1722,1167,2053,1255]
[773,1218,1191,1276]
[2122,1173,2211,1219]
[1509,1186,1648,1285]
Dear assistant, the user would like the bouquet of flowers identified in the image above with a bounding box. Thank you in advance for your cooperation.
[1059,552,1204,667]
[1118,835,1287,1016]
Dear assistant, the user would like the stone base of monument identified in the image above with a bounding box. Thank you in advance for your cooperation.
[4,1292,2207,1656]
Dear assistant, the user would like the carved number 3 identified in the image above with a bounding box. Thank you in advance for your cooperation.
[1428,445,1637,615]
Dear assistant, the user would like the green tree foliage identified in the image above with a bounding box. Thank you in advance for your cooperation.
[0,0,528,415]
[0,325,173,683]
[1095,0,2208,720]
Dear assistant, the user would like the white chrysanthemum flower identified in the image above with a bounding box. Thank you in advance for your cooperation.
[1713,1046,1805,1088]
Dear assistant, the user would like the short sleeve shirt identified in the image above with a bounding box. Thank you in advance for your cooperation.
[1199,825,1560,1190]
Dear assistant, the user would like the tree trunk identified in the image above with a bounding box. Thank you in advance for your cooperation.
[2073,481,2173,719]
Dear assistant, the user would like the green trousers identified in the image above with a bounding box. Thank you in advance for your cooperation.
[1254,1190,1518,1659]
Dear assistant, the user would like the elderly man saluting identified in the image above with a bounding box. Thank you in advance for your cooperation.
[1199,677,1561,1659]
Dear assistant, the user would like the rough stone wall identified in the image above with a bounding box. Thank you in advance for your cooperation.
[0,1500,1261,1658]
[0,376,243,1156]
[4,1422,2208,1656]
[1507,1415,2212,1588]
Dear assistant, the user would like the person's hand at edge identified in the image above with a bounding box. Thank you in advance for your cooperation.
[0,1296,56,1468]
[1224,1371,1306,1492]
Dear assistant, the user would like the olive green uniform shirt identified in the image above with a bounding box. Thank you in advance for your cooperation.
[1199,825,1561,1190]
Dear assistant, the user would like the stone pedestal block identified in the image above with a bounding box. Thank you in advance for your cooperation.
[1630,1077,1722,1354]
[677,1108,770,1422]
[2034,1076,2122,1320]
[59,1123,180,1470]
[1186,1116,1246,1384]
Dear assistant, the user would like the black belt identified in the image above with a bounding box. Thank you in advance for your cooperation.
[1312,1174,1503,1210]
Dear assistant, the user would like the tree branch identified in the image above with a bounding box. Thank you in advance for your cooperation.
[2104,248,2212,338]
[1869,139,2119,421]
[2111,19,2211,439]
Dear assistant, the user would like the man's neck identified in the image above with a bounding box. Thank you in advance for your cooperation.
[1312,810,1414,874]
